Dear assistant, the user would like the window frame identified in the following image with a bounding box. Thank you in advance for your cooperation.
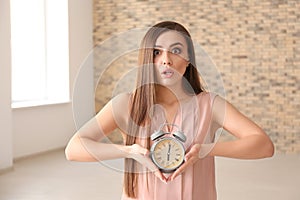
[10,0,70,109]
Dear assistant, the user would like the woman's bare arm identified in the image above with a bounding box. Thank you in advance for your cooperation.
[209,96,274,159]
[170,95,274,181]
[65,93,166,181]
[65,93,133,162]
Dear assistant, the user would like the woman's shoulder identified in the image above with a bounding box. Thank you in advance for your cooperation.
[196,91,218,104]
[107,92,132,130]
[111,91,135,104]
[110,92,132,113]
[111,92,132,102]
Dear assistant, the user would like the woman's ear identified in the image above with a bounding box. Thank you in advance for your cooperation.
[186,56,190,66]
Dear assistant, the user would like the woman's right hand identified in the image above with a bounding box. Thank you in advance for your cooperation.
[127,144,167,183]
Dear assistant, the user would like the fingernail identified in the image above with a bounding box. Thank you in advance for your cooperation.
[161,178,167,184]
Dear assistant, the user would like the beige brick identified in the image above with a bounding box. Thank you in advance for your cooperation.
[93,0,300,154]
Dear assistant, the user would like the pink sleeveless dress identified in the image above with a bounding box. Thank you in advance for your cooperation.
[122,92,219,200]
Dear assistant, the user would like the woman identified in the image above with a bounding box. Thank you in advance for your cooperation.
[65,21,274,200]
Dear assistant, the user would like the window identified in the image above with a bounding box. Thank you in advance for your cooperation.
[10,0,69,108]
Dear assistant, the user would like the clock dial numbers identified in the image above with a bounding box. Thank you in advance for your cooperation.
[151,138,185,172]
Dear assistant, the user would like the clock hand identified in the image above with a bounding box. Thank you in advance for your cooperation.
[167,143,171,161]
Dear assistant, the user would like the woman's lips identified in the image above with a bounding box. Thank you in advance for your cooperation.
[161,69,174,78]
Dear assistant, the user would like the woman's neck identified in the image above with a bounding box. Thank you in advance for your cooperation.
[155,84,190,106]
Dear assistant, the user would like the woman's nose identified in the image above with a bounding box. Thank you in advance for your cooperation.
[162,50,172,66]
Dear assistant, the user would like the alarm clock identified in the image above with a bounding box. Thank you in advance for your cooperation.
[150,123,186,173]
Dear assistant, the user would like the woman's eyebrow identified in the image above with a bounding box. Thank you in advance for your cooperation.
[170,42,184,47]
[154,42,184,48]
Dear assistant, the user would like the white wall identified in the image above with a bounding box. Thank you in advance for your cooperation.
[0,0,94,164]
[0,0,13,170]
[69,0,95,129]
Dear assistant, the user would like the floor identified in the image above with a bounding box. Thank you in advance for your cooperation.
[0,149,299,200]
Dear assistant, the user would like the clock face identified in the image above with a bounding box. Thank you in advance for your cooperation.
[150,137,185,173]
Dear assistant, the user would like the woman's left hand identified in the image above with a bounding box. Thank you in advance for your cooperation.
[168,143,201,182]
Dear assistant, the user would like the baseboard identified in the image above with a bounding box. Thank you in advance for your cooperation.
[13,147,65,162]
[0,166,14,175]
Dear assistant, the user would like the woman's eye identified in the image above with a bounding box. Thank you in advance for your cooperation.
[171,48,181,54]
[153,49,161,56]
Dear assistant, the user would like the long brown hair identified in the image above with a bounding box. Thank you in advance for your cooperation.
[124,21,204,198]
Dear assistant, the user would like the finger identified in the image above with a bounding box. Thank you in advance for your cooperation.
[170,154,200,181]
[143,149,150,156]
[136,144,149,156]
[185,144,201,160]
[143,158,167,183]
[146,159,159,172]
[154,171,167,184]
[130,146,167,183]
[169,160,190,181]
[184,151,197,162]
[184,151,194,160]
[169,145,201,181]
[132,144,149,156]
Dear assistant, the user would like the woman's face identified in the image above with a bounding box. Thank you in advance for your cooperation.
[153,30,190,87]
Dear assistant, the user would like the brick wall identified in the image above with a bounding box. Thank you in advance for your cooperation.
[93,0,300,154]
